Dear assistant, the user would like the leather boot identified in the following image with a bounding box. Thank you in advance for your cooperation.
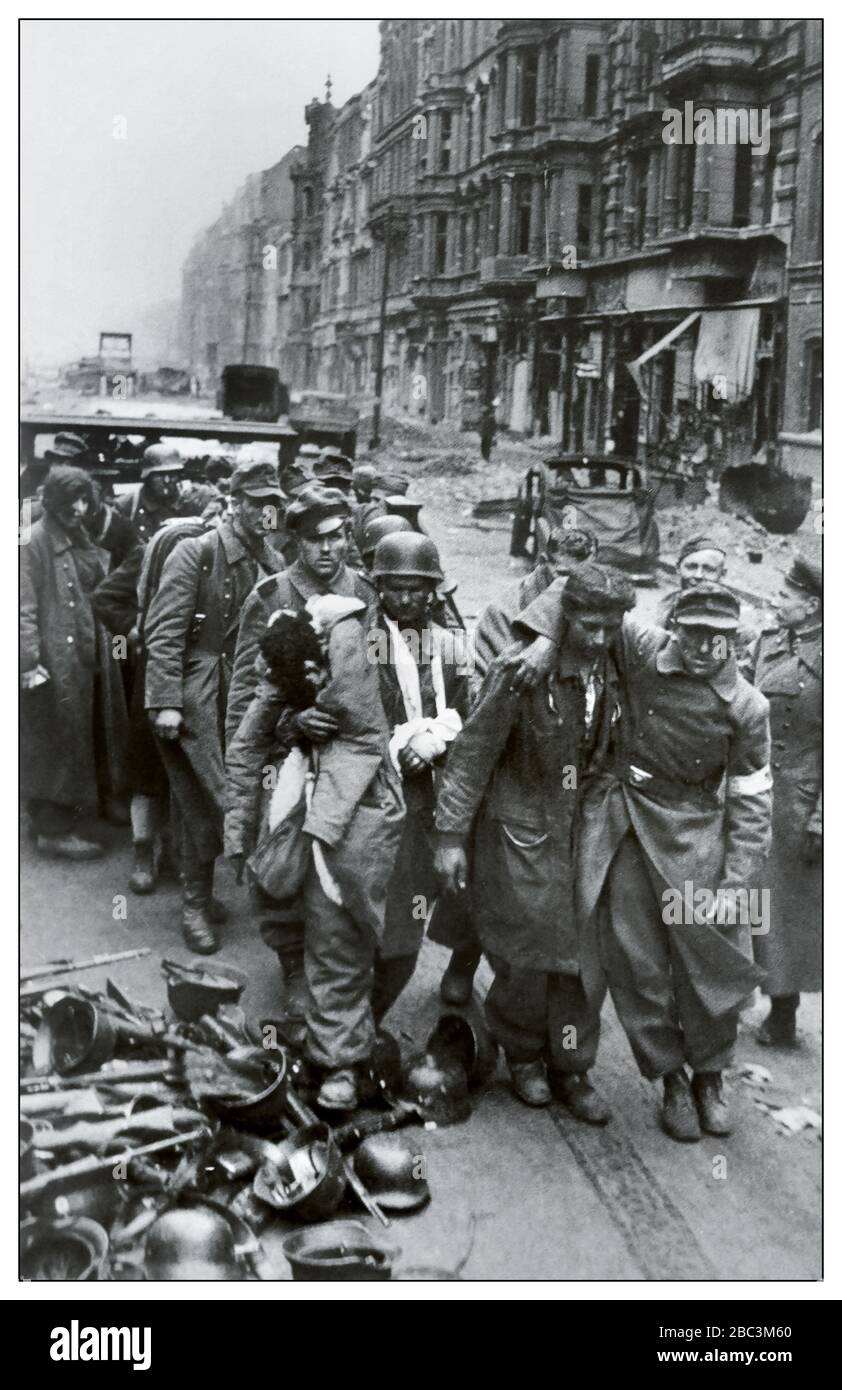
[692,1071,732,1136]
[439,948,481,1006]
[128,840,157,895]
[757,995,799,1048]
[550,1071,612,1125]
[661,1068,701,1142]
[317,1068,359,1112]
[182,864,220,956]
[508,1057,552,1107]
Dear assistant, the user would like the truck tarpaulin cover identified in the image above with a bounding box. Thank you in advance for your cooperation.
[543,482,659,573]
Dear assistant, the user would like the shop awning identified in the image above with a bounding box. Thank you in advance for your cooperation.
[626,311,701,393]
[693,306,760,401]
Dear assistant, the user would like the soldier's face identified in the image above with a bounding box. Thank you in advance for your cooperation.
[238,495,278,537]
[55,494,90,534]
[679,548,726,586]
[378,576,435,627]
[676,625,732,678]
[299,525,347,581]
[565,606,624,659]
[776,579,819,631]
[146,473,179,503]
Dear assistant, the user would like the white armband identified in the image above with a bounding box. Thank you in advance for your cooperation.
[726,764,772,797]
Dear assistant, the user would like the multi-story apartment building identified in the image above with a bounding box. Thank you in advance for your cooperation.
[180,146,301,391]
[180,19,821,477]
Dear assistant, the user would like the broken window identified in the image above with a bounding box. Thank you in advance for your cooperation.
[733,142,753,228]
[434,212,448,273]
[805,338,822,431]
[584,55,600,117]
[439,110,452,172]
[520,47,538,126]
[577,185,593,255]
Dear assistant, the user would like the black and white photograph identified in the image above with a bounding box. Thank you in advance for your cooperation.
[17,14,825,1309]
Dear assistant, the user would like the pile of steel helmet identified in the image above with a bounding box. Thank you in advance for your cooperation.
[20,946,498,1281]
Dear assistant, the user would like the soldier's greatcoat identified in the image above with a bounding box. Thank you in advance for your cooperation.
[747,625,822,995]
[143,518,281,863]
[20,515,128,812]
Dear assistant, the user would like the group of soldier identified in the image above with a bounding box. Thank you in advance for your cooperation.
[20,432,821,1135]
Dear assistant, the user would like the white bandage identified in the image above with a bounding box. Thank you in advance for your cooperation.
[727,764,772,797]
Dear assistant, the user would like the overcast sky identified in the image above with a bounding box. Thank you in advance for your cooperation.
[21,19,381,364]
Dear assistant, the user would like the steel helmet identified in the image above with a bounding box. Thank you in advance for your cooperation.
[361,513,413,561]
[371,532,444,583]
[401,1051,471,1127]
[21,1217,110,1281]
[253,1123,346,1223]
[144,1205,241,1280]
[352,1134,430,1213]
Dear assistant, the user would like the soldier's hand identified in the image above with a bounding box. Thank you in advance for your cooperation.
[151,708,184,741]
[802,828,822,865]
[292,708,339,744]
[21,664,49,690]
[399,745,428,777]
[505,635,556,692]
[434,840,468,894]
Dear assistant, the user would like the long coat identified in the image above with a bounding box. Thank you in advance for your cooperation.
[747,626,822,994]
[20,515,128,811]
[514,589,773,1010]
[143,519,282,860]
[225,559,376,745]
[435,642,622,973]
[225,609,405,939]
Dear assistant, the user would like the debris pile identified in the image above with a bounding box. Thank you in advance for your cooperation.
[20,950,491,1281]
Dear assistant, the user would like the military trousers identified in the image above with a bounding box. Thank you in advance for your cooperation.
[154,735,222,869]
[303,865,418,1071]
[485,954,602,1073]
[596,832,739,1079]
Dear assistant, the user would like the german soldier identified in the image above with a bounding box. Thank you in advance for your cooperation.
[144,461,283,953]
[747,557,822,1046]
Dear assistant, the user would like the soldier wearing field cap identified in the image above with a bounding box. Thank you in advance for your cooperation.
[143,456,283,954]
[510,578,773,1141]
[658,533,758,667]
[575,582,772,1141]
[746,556,822,1046]
[224,484,375,1007]
[314,449,354,494]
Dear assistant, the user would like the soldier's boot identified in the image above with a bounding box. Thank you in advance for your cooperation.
[317,1068,359,1112]
[549,1071,612,1125]
[128,840,157,895]
[757,994,799,1048]
[439,948,481,1007]
[181,864,220,956]
[692,1071,732,1136]
[661,1068,701,1143]
[508,1057,552,1108]
[275,947,308,1020]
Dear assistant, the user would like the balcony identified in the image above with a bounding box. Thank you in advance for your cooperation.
[479,255,536,292]
[661,35,764,86]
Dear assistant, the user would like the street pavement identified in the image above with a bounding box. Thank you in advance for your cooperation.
[19,498,821,1281]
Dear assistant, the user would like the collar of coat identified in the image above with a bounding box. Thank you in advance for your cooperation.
[656,634,739,702]
[285,558,360,600]
[218,518,277,570]
[44,513,96,557]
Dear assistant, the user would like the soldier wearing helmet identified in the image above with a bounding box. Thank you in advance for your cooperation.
[297,529,470,1110]
[115,443,215,547]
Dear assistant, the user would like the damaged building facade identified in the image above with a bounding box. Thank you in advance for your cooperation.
[180,19,822,475]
